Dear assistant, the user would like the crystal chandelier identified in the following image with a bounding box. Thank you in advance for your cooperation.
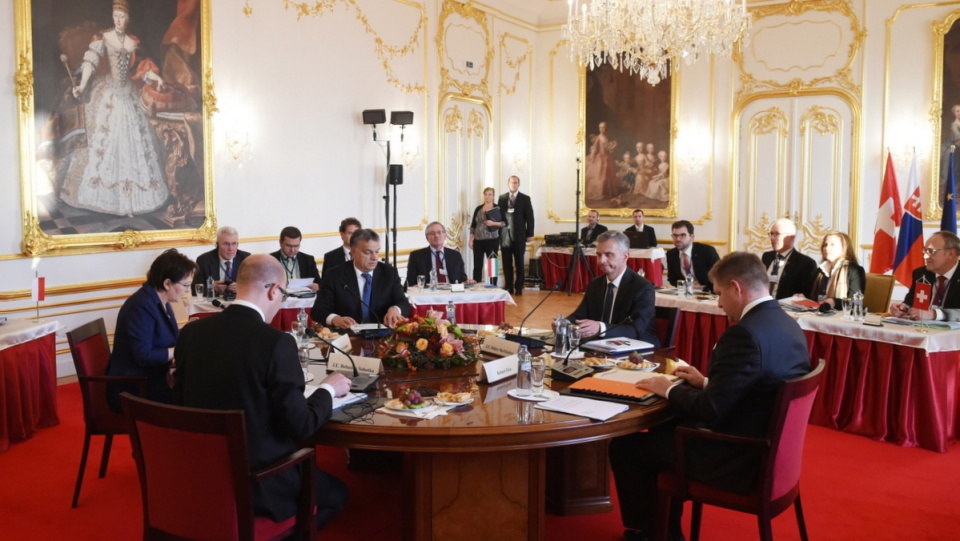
[563,0,752,85]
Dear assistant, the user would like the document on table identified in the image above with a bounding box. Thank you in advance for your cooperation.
[534,395,628,422]
[304,385,367,409]
[287,278,315,289]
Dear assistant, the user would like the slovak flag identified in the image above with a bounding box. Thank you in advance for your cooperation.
[870,152,902,273]
[31,276,46,302]
[913,278,933,311]
[893,154,925,287]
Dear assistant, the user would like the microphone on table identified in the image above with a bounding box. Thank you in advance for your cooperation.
[211,299,227,309]
[818,302,833,313]
[551,316,638,382]
[505,280,564,349]
[307,327,378,392]
[564,316,636,366]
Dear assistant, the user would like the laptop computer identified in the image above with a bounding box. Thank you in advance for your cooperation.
[624,230,650,249]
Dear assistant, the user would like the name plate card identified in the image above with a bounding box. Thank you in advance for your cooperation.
[481,336,520,357]
[328,352,382,376]
[331,334,352,353]
[479,354,517,384]
[450,283,465,292]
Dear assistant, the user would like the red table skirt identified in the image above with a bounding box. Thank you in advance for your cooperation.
[540,252,663,292]
[414,302,505,325]
[0,333,59,454]
[805,331,960,453]
[674,311,731,374]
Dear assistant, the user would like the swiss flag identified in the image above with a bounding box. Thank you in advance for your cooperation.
[869,153,902,273]
[913,280,933,311]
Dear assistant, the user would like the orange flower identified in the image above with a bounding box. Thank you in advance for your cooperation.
[439,343,454,357]
[395,342,408,354]
[415,338,429,351]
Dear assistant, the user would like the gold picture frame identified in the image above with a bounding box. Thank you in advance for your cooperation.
[932,9,960,221]
[14,0,217,257]
[579,62,678,219]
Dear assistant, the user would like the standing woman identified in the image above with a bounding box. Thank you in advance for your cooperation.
[810,232,865,308]
[106,249,197,412]
[469,187,505,283]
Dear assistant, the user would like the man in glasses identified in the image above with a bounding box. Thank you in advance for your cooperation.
[891,231,960,320]
[174,254,351,529]
[665,220,720,292]
[760,218,816,299]
[192,226,250,297]
[405,221,471,286]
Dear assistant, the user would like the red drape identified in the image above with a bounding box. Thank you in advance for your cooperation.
[414,302,505,325]
[541,251,664,292]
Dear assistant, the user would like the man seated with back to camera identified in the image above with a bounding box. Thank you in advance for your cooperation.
[312,228,411,329]
[890,230,960,321]
[173,254,352,529]
[610,252,811,541]
[406,221,472,286]
[270,226,321,292]
[568,231,659,345]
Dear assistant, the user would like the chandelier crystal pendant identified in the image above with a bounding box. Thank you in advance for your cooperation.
[563,0,752,85]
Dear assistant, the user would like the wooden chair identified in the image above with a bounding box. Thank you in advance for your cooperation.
[656,361,826,541]
[864,273,895,313]
[120,393,316,541]
[66,318,146,508]
[654,306,681,348]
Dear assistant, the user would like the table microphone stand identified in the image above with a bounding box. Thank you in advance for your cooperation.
[566,157,594,295]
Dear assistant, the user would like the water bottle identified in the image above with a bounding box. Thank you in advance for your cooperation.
[297,307,308,331]
[685,272,696,297]
[205,276,214,299]
[552,314,570,356]
[853,290,864,321]
[446,300,457,325]
[516,345,532,397]
[429,269,438,291]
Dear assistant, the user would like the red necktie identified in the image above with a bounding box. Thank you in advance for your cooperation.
[681,252,692,277]
[934,275,947,306]
[435,250,447,283]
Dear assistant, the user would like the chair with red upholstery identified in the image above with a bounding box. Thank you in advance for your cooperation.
[656,360,826,541]
[120,393,316,541]
[67,318,146,508]
[654,306,681,348]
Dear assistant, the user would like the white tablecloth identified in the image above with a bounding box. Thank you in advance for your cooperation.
[407,287,515,307]
[537,246,666,260]
[0,319,59,352]
[185,296,315,316]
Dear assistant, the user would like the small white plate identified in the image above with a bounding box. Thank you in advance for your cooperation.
[435,397,475,407]
[304,372,315,383]
[507,389,560,402]
[616,361,660,372]
[557,349,585,360]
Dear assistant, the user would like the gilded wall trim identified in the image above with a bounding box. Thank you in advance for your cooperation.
[438,0,494,103]
[800,105,844,226]
[498,33,531,96]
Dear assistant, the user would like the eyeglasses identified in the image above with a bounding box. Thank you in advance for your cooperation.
[922,248,943,256]
[264,283,289,301]
[178,281,192,288]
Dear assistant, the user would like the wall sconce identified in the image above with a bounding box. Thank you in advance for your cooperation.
[400,144,420,169]
[886,122,931,167]
[224,130,250,162]
[501,137,528,172]
[673,127,711,174]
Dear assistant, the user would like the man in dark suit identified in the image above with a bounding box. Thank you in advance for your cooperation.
[498,175,535,295]
[405,221,471,286]
[761,218,817,299]
[624,208,657,247]
[321,217,361,277]
[569,231,659,345]
[580,210,608,245]
[665,220,720,292]
[173,255,351,527]
[270,226,321,291]
[313,228,411,328]
[192,226,250,296]
[610,252,811,541]
[891,231,960,320]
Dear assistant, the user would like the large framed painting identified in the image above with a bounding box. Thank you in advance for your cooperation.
[580,62,678,218]
[934,9,960,217]
[14,0,216,256]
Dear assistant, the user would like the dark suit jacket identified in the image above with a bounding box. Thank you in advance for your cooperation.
[172,304,333,521]
[624,224,658,247]
[810,261,865,305]
[405,247,468,285]
[580,224,608,245]
[321,246,350,277]
[312,261,412,325]
[666,243,721,292]
[497,191,535,250]
[269,250,321,286]
[668,299,811,491]
[192,248,251,288]
[762,249,817,300]
[569,268,660,346]
[106,285,177,405]
[904,266,960,309]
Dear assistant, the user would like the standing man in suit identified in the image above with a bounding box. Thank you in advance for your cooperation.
[665,220,720,292]
[173,255,351,528]
[498,175,535,295]
[313,228,411,328]
[891,231,960,320]
[569,231,659,345]
[580,210,608,245]
[762,218,817,299]
[624,208,657,247]
[322,218,361,276]
[610,252,811,541]
[270,226,321,291]
[192,226,250,296]
[406,221,472,286]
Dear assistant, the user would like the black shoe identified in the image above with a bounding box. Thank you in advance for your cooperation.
[515,290,523,296]
[623,529,648,541]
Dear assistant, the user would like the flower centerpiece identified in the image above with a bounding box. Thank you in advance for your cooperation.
[377,314,481,371]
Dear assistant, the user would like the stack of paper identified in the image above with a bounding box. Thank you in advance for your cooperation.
[534,396,628,421]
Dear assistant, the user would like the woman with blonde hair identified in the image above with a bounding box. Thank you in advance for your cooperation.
[469,187,505,283]
[809,231,865,308]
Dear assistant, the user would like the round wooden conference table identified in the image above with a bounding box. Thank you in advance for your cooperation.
[306,353,674,541]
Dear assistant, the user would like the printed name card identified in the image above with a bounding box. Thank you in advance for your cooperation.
[479,354,517,384]
[450,283,465,292]
[481,336,520,357]
[328,352,382,376]
[331,334,352,353]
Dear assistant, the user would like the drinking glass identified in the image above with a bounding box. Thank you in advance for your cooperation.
[193,283,204,298]
[841,298,852,320]
[290,321,304,347]
[531,357,547,396]
[677,280,686,297]
[417,275,426,292]
[567,324,581,353]
[299,348,310,381]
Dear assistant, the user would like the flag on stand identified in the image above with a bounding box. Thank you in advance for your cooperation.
[31,276,45,302]
[485,255,498,283]
[893,154,925,287]
[870,152,903,273]
[913,278,933,311]
[941,148,957,234]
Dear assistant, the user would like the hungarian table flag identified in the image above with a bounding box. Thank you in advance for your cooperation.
[31,276,45,302]
[485,255,498,282]
[913,278,933,311]
[941,149,957,234]
[870,152,902,273]
[893,154,924,287]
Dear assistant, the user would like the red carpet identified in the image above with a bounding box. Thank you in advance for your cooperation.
[1,383,957,540]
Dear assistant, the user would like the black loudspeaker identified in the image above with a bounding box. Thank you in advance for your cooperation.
[362,109,386,125]
[388,164,403,185]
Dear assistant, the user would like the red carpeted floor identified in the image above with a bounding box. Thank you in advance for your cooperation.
[1,383,957,540]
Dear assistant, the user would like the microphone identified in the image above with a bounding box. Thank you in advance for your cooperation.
[310,332,358,377]
[818,302,833,313]
[311,332,379,392]
[564,316,634,367]
[518,280,564,338]
[211,299,227,309]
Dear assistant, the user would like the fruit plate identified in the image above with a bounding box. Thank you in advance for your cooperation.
[382,398,436,413]
[615,361,660,372]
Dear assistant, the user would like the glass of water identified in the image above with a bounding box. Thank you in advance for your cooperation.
[531,356,547,396]
[677,280,686,297]
[290,321,304,347]
[417,275,426,292]
[567,324,581,354]
[841,298,852,320]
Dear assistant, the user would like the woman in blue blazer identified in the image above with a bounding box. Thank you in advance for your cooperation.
[106,249,197,411]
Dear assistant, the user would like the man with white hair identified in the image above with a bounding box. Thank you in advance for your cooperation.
[192,226,251,296]
[761,218,816,299]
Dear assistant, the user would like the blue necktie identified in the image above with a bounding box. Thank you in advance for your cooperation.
[361,272,372,322]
